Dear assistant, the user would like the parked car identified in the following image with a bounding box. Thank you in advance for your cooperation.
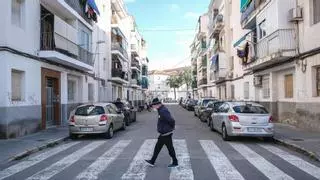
[200,101,224,124]
[186,99,198,111]
[112,100,137,126]
[210,102,274,141]
[69,103,126,139]
[182,99,188,108]
[194,97,217,118]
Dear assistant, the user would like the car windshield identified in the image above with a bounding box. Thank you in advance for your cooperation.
[233,105,268,114]
[75,105,105,116]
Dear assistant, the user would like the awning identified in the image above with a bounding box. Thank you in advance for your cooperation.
[233,29,254,47]
[87,0,100,15]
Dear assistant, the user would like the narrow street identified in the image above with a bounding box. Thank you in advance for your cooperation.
[0,105,320,180]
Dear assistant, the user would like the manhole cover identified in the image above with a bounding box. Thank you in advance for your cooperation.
[290,138,304,141]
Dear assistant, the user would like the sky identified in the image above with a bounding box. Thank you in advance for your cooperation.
[124,0,211,70]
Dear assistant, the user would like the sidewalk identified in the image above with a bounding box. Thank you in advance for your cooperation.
[0,127,69,164]
[274,123,320,161]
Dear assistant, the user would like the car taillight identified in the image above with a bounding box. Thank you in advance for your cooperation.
[228,115,239,122]
[100,115,108,121]
[269,116,273,123]
[70,115,75,123]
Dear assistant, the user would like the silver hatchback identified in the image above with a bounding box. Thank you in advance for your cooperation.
[69,103,126,139]
[211,102,274,141]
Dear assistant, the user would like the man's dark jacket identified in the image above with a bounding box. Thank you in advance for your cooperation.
[157,105,175,134]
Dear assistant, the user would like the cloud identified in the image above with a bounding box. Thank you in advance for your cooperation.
[169,4,180,12]
[184,12,200,20]
[124,0,135,3]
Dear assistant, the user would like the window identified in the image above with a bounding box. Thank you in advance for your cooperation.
[316,67,320,96]
[80,30,89,50]
[68,80,76,101]
[244,82,249,99]
[313,0,320,24]
[11,69,24,101]
[12,0,24,27]
[284,74,293,98]
[258,20,267,39]
[233,105,268,114]
[75,105,105,116]
[231,84,235,99]
[230,56,234,70]
[262,75,270,98]
[88,83,94,101]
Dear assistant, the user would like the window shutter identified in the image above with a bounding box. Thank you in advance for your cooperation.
[285,74,293,98]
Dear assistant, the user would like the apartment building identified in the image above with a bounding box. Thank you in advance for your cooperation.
[0,0,149,138]
[192,0,320,131]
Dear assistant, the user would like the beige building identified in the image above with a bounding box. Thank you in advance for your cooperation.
[192,0,320,131]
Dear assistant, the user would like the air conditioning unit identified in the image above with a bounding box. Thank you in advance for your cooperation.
[288,7,303,22]
[254,76,262,87]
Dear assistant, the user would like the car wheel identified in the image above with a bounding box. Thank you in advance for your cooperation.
[210,120,215,131]
[105,125,114,139]
[120,120,126,131]
[69,133,77,140]
[222,124,230,141]
[194,111,197,117]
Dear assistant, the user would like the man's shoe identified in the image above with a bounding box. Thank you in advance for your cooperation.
[145,160,155,167]
[168,163,178,168]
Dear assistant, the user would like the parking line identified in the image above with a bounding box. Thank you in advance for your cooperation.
[76,140,131,180]
[0,142,80,180]
[121,139,157,180]
[230,143,294,180]
[260,144,320,179]
[200,140,244,180]
[26,141,105,180]
[169,139,194,180]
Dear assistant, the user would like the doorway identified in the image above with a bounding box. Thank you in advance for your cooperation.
[41,68,61,129]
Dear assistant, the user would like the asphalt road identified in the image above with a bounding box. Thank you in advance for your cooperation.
[1,104,320,180]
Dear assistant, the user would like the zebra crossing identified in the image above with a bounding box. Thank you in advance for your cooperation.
[0,139,319,180]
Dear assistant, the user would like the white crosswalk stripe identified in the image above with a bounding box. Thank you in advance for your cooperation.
[229,143,294,180]
[26,141,105,180]
[76,140,131,180]
[121,139,157,180]
[200,140,244,180]
[0,142,79,180]
[260,144,320,179]
[170,139,194,180]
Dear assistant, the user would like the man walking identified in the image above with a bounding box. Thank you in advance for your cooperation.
[145,98,178,168]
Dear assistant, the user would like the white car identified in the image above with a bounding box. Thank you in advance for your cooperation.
[69,103,126,139]
[211,102,274,141]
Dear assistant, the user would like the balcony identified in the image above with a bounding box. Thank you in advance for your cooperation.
[198,78,208,86]
[209,14,224,38]
[241,0,266,29]
[142,65,148,76]
[111,69,128,84]
[130,79,141,88]
[131,44,138,54]
[141,76,149,89]
[112,43,129,61]
[210,53,227,82]
[131,60,141,71]
[244,29,296,70]
[39,32,93,71]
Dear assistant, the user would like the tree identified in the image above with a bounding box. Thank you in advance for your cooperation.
[181,67,193,96]
[166,75,182,100]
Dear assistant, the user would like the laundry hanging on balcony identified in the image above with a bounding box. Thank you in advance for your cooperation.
[210,54,219,71]
[84,0,100,22]
[237,42,255,65]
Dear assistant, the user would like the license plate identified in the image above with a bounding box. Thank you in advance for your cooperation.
[81,127,93,132]
[247,127,262,132]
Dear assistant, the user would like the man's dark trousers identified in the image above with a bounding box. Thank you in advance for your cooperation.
[150,133,178,164]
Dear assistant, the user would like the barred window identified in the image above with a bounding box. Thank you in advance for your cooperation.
[262,75,270,98]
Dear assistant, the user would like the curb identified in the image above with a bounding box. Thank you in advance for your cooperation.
[8,136,69,162]
[273,137,319,162]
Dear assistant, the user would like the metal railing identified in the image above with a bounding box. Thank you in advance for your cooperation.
[256,29,296,59]
[198,78,208,86]
[40,32,93,66]
[209,14,224,36]
[112,69,128,81]
[131,61,141,69]
[64,0,91,24]
[111,43,129,60]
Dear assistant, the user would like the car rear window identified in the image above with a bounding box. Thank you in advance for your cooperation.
[233,105,268,114]
[203,99,215,106]
[75,105,105,116]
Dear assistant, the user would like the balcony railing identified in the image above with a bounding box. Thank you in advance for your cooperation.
[112,43,129,60]
[256,29,296,60]
[40,32,93,66]
[131,44,138,52]
[198,78,208,86]
[142,77,148,89]
[209,14,224,37]
[131,61,141,69]
[112,69,128,81]
[64,0,91,24]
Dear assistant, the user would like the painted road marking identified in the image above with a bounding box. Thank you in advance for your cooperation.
[26,141,105,180]
[230,143,294,180]
[0,142,79,180]
[76,140,131,180]
[200,140,244,180]
[169,139,194,180]
[260,144,320,179]
[121,139,157,180]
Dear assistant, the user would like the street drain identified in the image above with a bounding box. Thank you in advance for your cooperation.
[290,138,304,141]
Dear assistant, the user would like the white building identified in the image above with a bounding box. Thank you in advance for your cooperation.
[0,0,148,138]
